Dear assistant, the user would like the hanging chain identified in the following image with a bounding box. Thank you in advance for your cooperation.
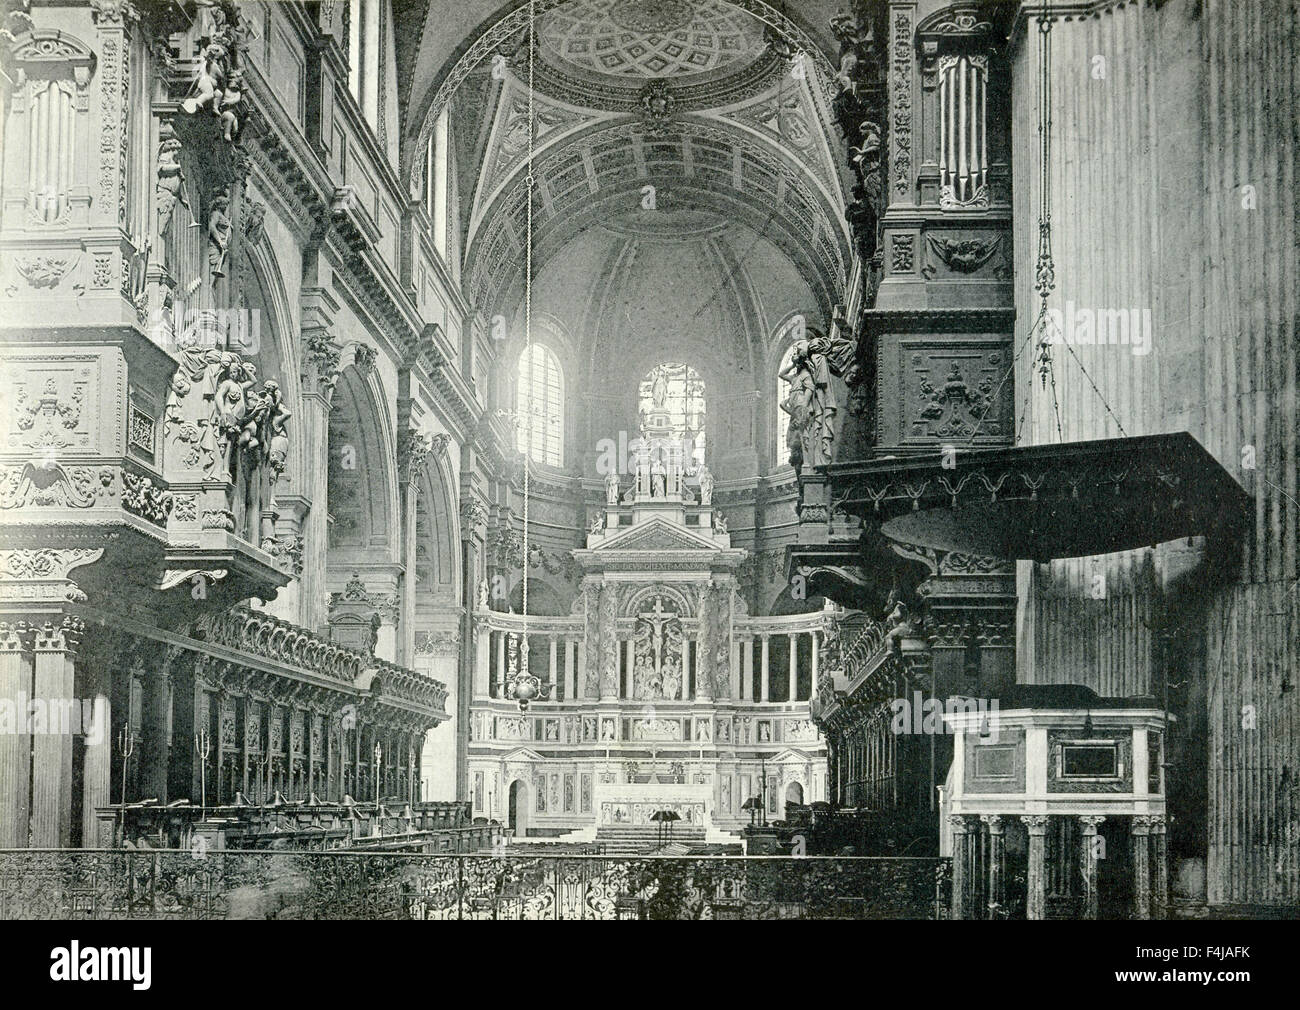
[1033,19,1057,389]
[522,0,535,631]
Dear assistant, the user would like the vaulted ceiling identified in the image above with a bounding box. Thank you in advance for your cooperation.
[396,0,856,378]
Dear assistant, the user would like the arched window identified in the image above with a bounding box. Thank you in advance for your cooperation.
[347,0,381,129]
[422,109,449,256]
[516,344,564,466]
[638,363,706,468]
[775,342,797,467]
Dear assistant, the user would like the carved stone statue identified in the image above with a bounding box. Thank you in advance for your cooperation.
[696,463,714,505]
[778,343,816,469]
[164,345,291,545]
[779,327,855,469]
[651,370,668,408]
[218,68,244,142]
[588,510,604,534]
[215,355,255,474]
[207,195,233,278]
[604,469,620,505]
[156,127,186,237]
[650,455,666,498]
[261,380,291,477]
[183,42,228,116]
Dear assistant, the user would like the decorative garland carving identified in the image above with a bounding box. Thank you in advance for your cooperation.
[890,9,913,198]
[120,468,173,524]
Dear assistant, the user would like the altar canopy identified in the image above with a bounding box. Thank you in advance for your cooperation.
[469,458,831,836]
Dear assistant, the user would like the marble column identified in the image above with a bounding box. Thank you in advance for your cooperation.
[374,604,398,663]
[624,638,634,698]
[548,636,558,699]
[495,632,506,698]
[1022,815,1049,920]
[474,624,491,697]
[982,814,1005,918]
[811,631,819,695]
[141,653,173,804]
[82,677,112,848]
[297,285,340,633]
[680,634,691,700]
[1079,815,1105,919]
[0,622,33,847]
[1131,815,1152,920]
[695,594,714,703]
[399,475,419,668]
[949,814,971,919]
[741,639,753,700]
[31,618,82,847]
[598,585,618,701]
[1152,815,1169,919]
[760,636,770,702]
[788,633,798,701]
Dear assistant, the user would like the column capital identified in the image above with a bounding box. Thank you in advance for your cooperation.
[1148,813,1167,833]
[1079,814,1106,832]
[0,620,35,653]
[34,616,86,654]
[948,813,974,834]
[1020,814,1049,834]
[1131,815,1154,835]
[980,813,1004,833]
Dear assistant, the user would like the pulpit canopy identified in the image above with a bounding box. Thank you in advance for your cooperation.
[825,433,1249,562]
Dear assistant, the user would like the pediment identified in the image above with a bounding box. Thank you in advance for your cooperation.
[597,518,720,553]
[500,746,546,764]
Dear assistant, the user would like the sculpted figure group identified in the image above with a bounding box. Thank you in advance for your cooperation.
[778,326,858,470]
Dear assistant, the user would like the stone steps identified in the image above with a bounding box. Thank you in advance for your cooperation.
[595,824,707,855]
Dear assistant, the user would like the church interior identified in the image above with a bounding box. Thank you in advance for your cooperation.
[0,0,1296,921]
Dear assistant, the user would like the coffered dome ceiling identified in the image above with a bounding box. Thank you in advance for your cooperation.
[422,0,853,349]
[537,0,768,82]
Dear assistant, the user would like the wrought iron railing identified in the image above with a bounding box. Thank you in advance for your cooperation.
[0,851,947,920]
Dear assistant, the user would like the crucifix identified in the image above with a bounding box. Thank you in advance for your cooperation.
[637,596,675,677]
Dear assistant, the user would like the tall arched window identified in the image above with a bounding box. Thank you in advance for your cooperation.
[347,0,381,129]
[422,109,449,256]
[638,363,706,468]
[775,342,797,467]
[516,344,564,466]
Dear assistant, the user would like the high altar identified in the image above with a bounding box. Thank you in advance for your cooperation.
[468,434,831,839]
